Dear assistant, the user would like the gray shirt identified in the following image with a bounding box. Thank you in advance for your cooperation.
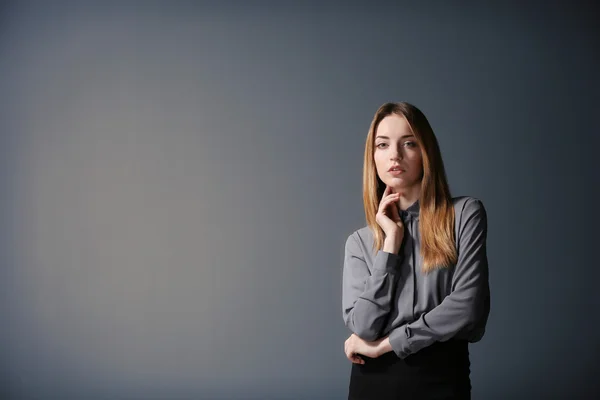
[342,196,490,359]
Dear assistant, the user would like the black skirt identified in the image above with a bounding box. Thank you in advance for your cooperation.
[348,339,471,400]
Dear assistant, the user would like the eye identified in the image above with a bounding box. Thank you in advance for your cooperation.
[376,143,387,148]
[404,141,417,147]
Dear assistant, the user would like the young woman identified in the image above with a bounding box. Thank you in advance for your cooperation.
[342,102,490,400]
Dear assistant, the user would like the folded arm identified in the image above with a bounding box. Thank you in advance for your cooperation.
[386,199,490,358]
[342,232,403,341]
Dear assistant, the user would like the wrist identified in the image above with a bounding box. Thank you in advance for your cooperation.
[383,238,401,254]
[377,337,393,357]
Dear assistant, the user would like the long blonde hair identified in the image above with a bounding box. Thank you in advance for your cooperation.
[363,102,457,274]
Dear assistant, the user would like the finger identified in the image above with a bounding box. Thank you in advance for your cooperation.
[389,204,400,221]
[384,186,398,199]
[379,192,400,207]
[383,199,404,225]
[378,194,401,213]
[394,202,404,221]
[346,351,356,362]
[381,194,400,208]
[382,191,400,201]
[390,196,401,216]
[346,351,360,364]
[352,354,365,364]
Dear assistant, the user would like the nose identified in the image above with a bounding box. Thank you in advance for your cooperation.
[390,152,402,161]
[390,144,403,160]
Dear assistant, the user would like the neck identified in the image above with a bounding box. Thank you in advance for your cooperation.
[392,181,421,210]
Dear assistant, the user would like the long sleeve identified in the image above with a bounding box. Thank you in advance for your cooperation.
[342,232,403,341]
[388,198,490,358]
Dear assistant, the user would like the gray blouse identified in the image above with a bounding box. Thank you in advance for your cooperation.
[342,196,490,359]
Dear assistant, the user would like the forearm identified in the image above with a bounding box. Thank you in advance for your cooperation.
[387,199,489,359]
[377,336,394,357]
[388,292,484,358]
[343,230,405,341]
[382,236,401,255]
[343,250,401,340]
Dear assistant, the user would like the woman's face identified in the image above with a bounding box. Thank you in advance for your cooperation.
[374,114,423,192]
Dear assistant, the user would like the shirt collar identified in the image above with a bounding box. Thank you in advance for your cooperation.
[399,198,420,220]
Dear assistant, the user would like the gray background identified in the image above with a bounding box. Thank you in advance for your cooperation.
[1,0,598,399]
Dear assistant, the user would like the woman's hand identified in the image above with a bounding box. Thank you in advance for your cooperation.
[376,185,405,249]
[344,333,383,364]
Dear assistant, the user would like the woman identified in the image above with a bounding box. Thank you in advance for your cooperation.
[342,102,490,400]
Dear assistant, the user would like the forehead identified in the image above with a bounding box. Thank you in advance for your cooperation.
[376,114,413,137]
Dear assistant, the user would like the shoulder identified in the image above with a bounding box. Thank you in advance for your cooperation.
[452,196,487,238]
[344,226,374,255]
[452,195,485,211]
[452,196,486,218]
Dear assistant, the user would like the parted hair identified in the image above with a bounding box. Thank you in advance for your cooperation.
[363,102,457,273]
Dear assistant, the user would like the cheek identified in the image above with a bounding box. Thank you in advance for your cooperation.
[373,153,385,172]
[409,152,423,169]
[406,154,423,177]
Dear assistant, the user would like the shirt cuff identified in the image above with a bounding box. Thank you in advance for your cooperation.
[388,324,414,359]
[372,250,403,273]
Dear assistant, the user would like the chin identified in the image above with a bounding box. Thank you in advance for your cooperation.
[385,178,407,186]
[384,177,417,190]
[383,182,406,191]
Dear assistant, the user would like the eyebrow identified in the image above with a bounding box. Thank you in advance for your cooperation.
[375,134,415,140]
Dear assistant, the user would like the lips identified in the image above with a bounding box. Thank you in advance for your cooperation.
[388,166,404,172]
